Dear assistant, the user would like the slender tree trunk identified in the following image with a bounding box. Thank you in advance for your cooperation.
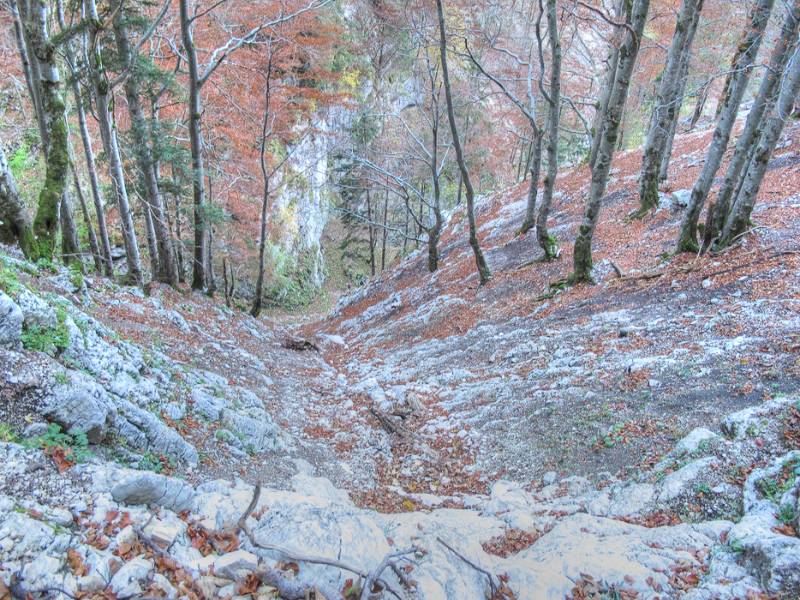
[57,0,113,275]
[520,130,543,234]
[637,0,704,215]
[366,189,376,276]
[572,0,651,283]
[436,0,491,284]
[705,0,800,248]
[589,0,626,169]
[688,80,710,131]
[70,160,103,272]
[676,0,775,253]
[381,190,389,271]
[59,190,81,265]
[721,44,800,244]
[179,0,207,290]
[251,60,273,318]
[143,206,160,276]
[112,7,178,285]
[0,142,34,253]
[536,0,561,259]
[659,25,699,181]
[173,192,185,282]
[85,0,143,284]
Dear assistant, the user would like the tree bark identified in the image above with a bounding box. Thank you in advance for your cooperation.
[637,0,704,215]
[85,0,143,284]
[70,159,103,272]
[18,0,71,262]
[56,0,113,275]
[179,0,208,291]
[519,132,543,235]
[589,0,626,170]
[676,0,775,253]
[436,0,491,285]
[720,38,800,244]
[0,142,34,254]
[705,0,800,248]
[251,54,274,319]
[112,5,178,286]
[59,189,81,266]
[536,0,561,260]
[572,0,651,283]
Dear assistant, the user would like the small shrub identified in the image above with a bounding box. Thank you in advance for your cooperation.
[21,305,70,355]
[24,423,91,468]
[0,423,18,443]
[68,262,84,290]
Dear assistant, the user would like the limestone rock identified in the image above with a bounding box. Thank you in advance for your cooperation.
[111,470,194,512]
[0,291,22,349]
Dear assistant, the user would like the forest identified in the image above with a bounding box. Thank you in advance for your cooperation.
[1,0,800,598]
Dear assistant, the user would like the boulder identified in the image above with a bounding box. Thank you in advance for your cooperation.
[0,291,22,349]
[42,370,114,443]
[111,471,194,512]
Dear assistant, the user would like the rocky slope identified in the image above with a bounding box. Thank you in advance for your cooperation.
[1,121,800,599]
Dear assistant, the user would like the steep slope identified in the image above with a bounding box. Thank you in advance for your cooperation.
[0,120,799,598]
[311,121,800,496]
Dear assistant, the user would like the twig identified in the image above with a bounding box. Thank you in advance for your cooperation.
[436,537,499,598]
[237,481,261,534]
[237,486,405,600]
[359,548,416,600]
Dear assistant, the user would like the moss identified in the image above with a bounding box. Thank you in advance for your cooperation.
[31,107,70,262]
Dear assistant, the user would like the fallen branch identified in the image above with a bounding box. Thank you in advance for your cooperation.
[437,536,499,598]
[237,485,405,600]
[359,547,417,600]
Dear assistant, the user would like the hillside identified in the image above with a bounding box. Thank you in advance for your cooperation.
[1,120,800,599]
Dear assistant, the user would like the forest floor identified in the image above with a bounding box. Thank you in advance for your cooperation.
[34,119,796,515]
[3,121,800,600]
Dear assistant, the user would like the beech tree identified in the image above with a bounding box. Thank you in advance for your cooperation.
[13,0,71,262]
[636,0,704,216]
[719,5,800,246]
[55,0,113,275]
[84,0,144,284]
[676,0,775,253]
[571,0,651,283]
[0,142,33,252]
[436,0,491,285]
[112,0,178,285]
[703,0,800,249]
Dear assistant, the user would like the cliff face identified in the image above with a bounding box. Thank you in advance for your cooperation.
[271,115,332,290]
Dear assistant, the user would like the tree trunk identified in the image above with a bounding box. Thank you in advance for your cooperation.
[436,0,491,285]
[676,0,775,253]
[520,128,543,236]
[57,0,113,275]
[572,0,651,283]
[179,0,207,291]
[381,190,389,271]
[70,160,103,272]
[589,0,626,169]
[112,6,178,285]
[59,189,81,266]
[19,0,71,262]
[688,80,710,131]
[536,0,561,260]
[637,0,704,215]
[0,142,34,254]
[659,24,699,181]
[720,39,800,244]
[705,0,800,248]
[85,0,143,284]
[366,189,376,276]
